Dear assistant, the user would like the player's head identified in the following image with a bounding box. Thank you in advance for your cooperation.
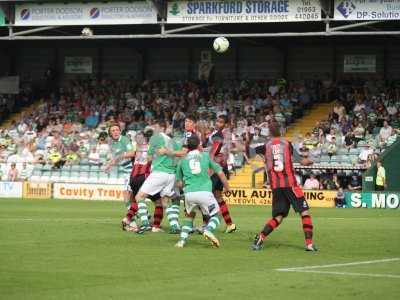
[187,134,200,151]
[143,127,154,141]
[152,119,167,133]
[109,123,121,140]
[184,114,197,132]
[216,115,228,130]
[269,121,281,137]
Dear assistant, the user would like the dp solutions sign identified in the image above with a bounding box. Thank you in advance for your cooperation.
[345,192,400,209]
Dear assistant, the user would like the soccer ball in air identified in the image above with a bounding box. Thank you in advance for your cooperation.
[213,37,229,53]
[81,27,93,37]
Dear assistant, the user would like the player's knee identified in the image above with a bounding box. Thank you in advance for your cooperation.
[275,215,284,224]
[301,210,310,217]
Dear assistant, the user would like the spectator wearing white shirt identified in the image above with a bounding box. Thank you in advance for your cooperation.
[358,144,373,163]
[379,120,393,145]
[303,174,321,190]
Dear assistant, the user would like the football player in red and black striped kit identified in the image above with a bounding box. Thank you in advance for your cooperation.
[121,130,162,232]
[252,121,317,251]
[208,115,236,233]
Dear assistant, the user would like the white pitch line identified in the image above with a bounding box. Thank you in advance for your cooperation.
[280,270,400,279]
[276,258,400,271]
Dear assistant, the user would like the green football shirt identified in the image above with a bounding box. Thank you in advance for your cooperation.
[176,150,222,193]
[111,135,133,173]
[148,132,181,174]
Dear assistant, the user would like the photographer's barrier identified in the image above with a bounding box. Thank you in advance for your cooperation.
[0,181,23,198]
[224,189,336,208]
[345,192,400,209]
[53,183,125,201]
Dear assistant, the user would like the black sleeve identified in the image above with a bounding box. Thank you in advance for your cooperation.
[255,144,266,155]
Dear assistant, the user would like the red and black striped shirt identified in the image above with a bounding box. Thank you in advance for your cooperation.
[257,138,298,189]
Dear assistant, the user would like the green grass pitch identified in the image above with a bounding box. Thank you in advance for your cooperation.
[0,199,399,300]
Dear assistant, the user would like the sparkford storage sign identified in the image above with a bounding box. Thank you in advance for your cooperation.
[15,1,157,26]
[334,0,400,20]
[167,0,321,23]
[223,189,336,207]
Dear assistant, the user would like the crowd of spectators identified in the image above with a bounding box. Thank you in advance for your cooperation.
[290,77,400,200]
[0,77,398,193]
[0,77,318,180]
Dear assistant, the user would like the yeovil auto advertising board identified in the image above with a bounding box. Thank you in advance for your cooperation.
[15,1,157,26]
[167,0,322,23]
[334,0,400,20]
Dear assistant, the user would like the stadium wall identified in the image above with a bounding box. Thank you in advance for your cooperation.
[2,39,400,82]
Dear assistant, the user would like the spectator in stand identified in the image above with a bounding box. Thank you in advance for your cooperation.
[325,136,337,157]
[335,188,345,208]
[344,130,356,150]
[358,144,374,164]
[8,163,18,181]
[19,162,32,181]
[348,175,362,191]
[303,174,321,190]
[379,120,393,146]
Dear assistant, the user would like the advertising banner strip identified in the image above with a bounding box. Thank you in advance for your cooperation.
[53,183,125,201]
[0,181,23,198]
[23,182,52,199]
[15,2,157,26]
[334,0,400,21]
[224,189,336,208]
[167,0,321,23]
[345,192,400,209]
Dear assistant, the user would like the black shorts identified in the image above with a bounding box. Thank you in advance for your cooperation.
[211,166,229,192]
[129,174,161,202]
[272,187,309,218]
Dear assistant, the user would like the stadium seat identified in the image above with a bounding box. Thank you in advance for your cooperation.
[349,148,360,155]
[338,148,349,155]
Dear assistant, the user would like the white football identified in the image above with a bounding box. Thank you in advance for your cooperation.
[213,37,229,53]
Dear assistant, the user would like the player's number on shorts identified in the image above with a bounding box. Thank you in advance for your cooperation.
[273,157,284,172]
[189,159,201,174]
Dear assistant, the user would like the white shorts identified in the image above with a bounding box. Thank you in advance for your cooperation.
[184,191,220,217]
[124,177,132,192]
[139,172,175,197]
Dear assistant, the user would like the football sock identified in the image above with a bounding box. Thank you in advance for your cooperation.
[218,200,233,225]
[260,218,280,240]
[179,218,193,242]
[137,199,149,225]
[206,215,220,232]
[126,202,138,222]
[153,205,164,228]
[166,203,180,229]
[202,213,210,225]
[301,215,313,246]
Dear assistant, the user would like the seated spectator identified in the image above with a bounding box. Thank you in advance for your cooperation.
[379,120,393,146]
[324,136,337,157]
[303,174,321,190]
[353,121,365,144]
[344,130,355,149]
[335,187,345,208]
[348,175,362,191]
[8,163,18,181]
[19,162,32,181]
[358,144,373,164]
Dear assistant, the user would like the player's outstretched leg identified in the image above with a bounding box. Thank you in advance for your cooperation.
[215,190,236,233]
[252,216,282,251]
[301,211,318,251]
[203,214,221,248]
[166,197,181,234]
[122,201,138,231]
[175,215,194,248]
